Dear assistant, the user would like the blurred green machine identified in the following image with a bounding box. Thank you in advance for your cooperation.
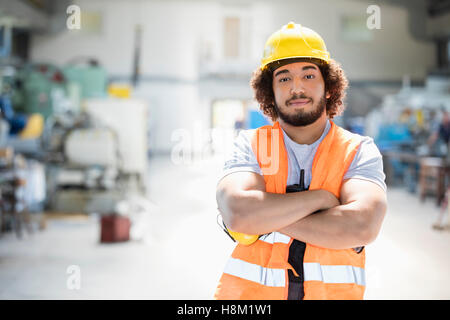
[63,59,108,101]
[16,64,66,120]
[13,60,107,119]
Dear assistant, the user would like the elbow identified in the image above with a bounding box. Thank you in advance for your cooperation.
[358,201,387,245]
[354,224,378,247]
[226,213,248,233]
[226,198,253,233]
[358,226,378,246]
[216,189,249,232]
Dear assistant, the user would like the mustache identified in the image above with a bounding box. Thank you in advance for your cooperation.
[286,94,312,105]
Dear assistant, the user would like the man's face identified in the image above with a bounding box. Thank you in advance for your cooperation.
[272,61,328,127]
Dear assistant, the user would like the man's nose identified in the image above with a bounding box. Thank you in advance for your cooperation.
[290,77,305,95]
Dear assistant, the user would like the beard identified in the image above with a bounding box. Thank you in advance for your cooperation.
[274,94,327,127]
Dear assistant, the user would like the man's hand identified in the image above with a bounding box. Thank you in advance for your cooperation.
[318,189,340,211]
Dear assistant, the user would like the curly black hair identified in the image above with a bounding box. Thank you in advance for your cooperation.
[250,58,349,121]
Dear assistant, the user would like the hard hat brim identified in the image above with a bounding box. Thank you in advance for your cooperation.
[264,57,328,72]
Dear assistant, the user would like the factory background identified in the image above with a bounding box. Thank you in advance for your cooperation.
[0,0,449,299]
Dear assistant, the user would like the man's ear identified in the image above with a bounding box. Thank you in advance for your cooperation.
[326,91,331,99]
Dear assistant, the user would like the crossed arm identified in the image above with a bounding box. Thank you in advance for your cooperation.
[216,171,387,249]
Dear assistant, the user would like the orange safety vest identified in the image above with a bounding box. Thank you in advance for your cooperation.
[215,121,365,300]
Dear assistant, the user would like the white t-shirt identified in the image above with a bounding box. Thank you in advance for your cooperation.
[219,120,387,192]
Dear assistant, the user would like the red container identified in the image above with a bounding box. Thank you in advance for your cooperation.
[100,215,130,243]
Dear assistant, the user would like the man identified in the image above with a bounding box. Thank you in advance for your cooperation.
[214,22,387,300]
[428,109,450,157]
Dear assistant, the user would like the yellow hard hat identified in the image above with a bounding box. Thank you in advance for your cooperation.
[261,22,330,70]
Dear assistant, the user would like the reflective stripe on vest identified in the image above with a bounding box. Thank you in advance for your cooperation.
[215,121,364,300]
[224,258,286,287]
[223,260,366,287]
[303,263,366,286]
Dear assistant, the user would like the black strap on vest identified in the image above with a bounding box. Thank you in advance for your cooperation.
[286,169,307,300]
[287,240,306,300]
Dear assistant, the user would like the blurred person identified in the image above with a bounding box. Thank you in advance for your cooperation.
[215,22,387,300]
[428,109,450,157]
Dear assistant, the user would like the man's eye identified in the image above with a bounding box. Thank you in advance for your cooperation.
[279,77,290,82]
[305,74,315,79]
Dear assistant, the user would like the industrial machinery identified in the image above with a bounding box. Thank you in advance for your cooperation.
[367,75,450,192]
[44,98,148,214]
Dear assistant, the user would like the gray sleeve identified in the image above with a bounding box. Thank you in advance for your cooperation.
[343,136,387,192]
[218,129,262,183]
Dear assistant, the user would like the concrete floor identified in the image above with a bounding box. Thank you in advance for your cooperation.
[0,154,449,300]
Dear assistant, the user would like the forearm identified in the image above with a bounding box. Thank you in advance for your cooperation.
[279,202,372,250]
[219,189,328,235]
